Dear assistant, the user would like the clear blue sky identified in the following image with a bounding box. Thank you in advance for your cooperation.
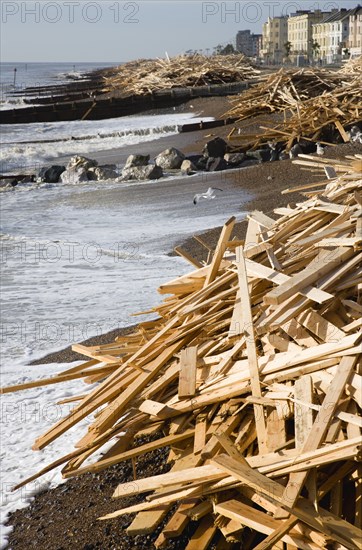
[1,1,360,62]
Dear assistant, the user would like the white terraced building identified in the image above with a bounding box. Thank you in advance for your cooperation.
[312,9,351,64]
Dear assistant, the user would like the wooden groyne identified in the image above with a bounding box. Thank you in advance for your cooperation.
[0,82,253,125]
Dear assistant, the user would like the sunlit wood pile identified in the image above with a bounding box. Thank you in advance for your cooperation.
[225,68,343,121]
[227,71,362,151]
[340,55,362,75]
[102,53,260,96]
[2,153,361,548]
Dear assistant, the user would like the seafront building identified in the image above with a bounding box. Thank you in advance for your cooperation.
[348,5,362,57]
[261,16,288,64]
[313,9,352,63]
[236,30,262,58]
[287,9,333,63]
[240,5,361,65]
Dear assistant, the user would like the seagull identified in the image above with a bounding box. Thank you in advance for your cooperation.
[193,187,223,205]
[351,131,362,144]
[316,142,325,156]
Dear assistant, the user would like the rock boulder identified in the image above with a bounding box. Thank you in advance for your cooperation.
[119,165,163,181]
[87,165,118,181]
[203,137,228,159]
[124,154,150,169]
[155,148,185,170]
[37,165,66,183]
[67,156,98,171]
[60,167,89,184]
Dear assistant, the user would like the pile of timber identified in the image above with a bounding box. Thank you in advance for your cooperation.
[102,53,260,96]
[227,75,362,151]
[340,55,362,75]
[2,154,362,549]
[225,68,343,122]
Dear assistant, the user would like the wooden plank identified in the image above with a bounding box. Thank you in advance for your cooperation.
[294,375,314,450]
[236,246,268,453]
[245,258,334,304]
[204,217,236,287]
[215,500,313,550]
[297,309,346,343]
[211,454,362,549]
[174,246,203,268]
[334,119,350,143]
[178,346,198,398]
[263,247,353,306]
[64,429,195,477]
[184,515,217,550]
[162,501,195,539]
[194,413,207,454]
[275,354,358,518]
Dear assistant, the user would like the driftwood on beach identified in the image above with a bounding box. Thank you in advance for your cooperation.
[2,153,362,549]
[226,67,362,152]
[102,53,260,97]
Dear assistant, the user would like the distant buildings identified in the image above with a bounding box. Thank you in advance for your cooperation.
[348,6,362,57]
[236,30,262,58]
[253,5,362,64]
[313,9,351,64]
[261,16,288,64]
[288,9,327,60]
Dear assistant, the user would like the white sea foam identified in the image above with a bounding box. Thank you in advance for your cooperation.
[0,169,251,546]
[0,113,211,173]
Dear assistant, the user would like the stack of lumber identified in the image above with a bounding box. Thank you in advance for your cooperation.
[102,53,260,96]
[227,75,362,151]
[340,55,362,75]
[225,68,342,122]
[2,154,362,549]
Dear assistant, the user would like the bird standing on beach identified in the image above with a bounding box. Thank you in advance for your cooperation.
[316,142,325,156]
[193,187,223,205]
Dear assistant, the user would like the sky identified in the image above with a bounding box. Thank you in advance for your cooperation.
[1,1,360,62]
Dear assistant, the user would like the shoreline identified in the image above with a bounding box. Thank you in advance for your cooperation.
[4,91,362,548]
[30,135,362,366]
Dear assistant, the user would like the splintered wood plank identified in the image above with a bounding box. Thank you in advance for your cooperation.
[294,375,314,450]
[194,413,208,454]
[245,258,334,304]
[266,407,286,453]
[64,429,195,477]
[174,246,203,268]
[334,119,350,143]
[214,432,249,464]
[214,500,311,550]
[275,354,358,519]
[113,465,224,498]
[178,346,198,398]
[204,216,236,287]
[281,318,318,347]
[236,246,268,453]
[228,287,244,338]
[184,515,217,550]
[245,217,261,250]
[263,247,354,306]
[201,414,241,459]
[127,508,169,536]
[162,501,195,539]
[297,309,346,343]
[211,454,362,549]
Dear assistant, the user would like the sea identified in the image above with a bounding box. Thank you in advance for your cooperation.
[0,62,250,547]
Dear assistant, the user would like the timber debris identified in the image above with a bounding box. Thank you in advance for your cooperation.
[102,53,260,97]
[2,154,362,549]
[226,68,362,152]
